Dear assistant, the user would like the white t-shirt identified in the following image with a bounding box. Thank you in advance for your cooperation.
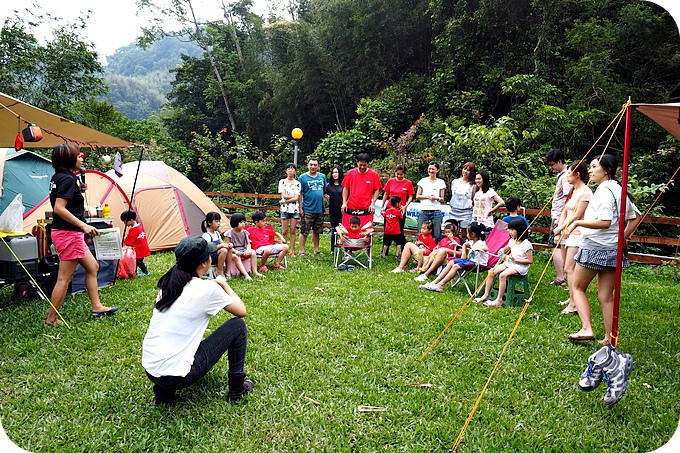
[580,180,640,247]
[468,239,489,267]
[507,238,533,275]
[552,169,573,219]
[472,188,498,228]
[417,177,446,210]
[142,278,234,378]
[278,179,301,214]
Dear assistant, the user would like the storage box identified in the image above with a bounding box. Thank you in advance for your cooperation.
[0,234,39,281]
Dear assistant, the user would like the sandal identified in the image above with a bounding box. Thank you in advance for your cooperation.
[44,319,64,327]
[561,306,578,314]
[272,264,286,271]
[549,278,567,287]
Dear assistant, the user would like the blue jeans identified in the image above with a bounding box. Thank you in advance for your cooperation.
[418,210,443,242]
[146,317,248,403]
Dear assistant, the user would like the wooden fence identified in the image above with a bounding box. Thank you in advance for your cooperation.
[205,192,680,265]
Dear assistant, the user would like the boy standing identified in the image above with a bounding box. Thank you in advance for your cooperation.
[120,210,151,276]
[381,195,406,258]
[246,211,289,272]
[544,149,572,286]
[298,158,328,255]
[502,196,530,231]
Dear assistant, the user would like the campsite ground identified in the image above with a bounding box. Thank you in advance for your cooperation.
[0,239,678,452]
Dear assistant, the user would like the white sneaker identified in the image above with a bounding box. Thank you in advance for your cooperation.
[414,274,428,282]
[602,349,634,407]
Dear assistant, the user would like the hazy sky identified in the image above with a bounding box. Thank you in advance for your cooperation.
[0,0,281,61]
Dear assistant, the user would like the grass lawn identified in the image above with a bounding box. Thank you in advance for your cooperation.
[1,235,679,452]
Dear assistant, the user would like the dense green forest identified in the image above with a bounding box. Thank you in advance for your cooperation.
[2,0,680,216]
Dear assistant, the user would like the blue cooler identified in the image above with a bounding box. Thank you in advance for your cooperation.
[0,233,39,281]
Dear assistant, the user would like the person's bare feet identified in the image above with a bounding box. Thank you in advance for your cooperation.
[473,296,488,303]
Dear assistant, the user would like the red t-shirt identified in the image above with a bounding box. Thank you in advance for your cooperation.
[383,207,403,235]
[383,178,414,207]
[342,168,382,210]
[418,233,436,252]
[123,224,150,258]
[246,225,276,249]
[436,236,460,250]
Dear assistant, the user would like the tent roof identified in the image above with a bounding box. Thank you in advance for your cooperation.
[0,92,134,149]
[633,103,680,141]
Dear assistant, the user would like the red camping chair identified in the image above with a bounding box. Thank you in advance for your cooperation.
[450,220,510,296]
[334,214,373,269]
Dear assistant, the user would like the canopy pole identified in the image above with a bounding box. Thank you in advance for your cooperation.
[612,105,633,349]
[113,146,145,285]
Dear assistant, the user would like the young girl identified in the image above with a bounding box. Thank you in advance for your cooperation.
[564,155,641,344]
[327,165,344,252]
[552,161,592,314]
[416,161,447,242]
[421,224,488,292]
[381,164,415,255]
[474,218,533,306]
[44,144,118,326]
[201,212,232,278]
[278,162,301,257]
[391,221,436,273]
[471,170,505,231]
[414,222,461,282]
[223,213,265,280]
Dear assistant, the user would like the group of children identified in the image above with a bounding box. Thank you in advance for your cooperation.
[200,210,289,279]
[381,195,534,306]
[120,191,533,306]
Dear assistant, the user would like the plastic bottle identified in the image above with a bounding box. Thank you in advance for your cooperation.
[96,204,102,218]
[102,204,111,218]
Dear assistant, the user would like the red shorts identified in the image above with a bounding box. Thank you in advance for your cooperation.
[51,229,88,260]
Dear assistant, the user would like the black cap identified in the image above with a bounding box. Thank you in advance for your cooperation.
[175,236,216,272]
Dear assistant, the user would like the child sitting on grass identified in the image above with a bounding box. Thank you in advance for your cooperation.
[223,213,265,279]
[246,210,289,272]
[121,210,151,276]
[420,223,488,291]
[391,221,436,273]
[474,217,533,307]
[414,222,461,282]
[336,216,374,247]
[380,195,405,258]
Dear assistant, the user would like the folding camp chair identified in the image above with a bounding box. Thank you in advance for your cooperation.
[334,213,373,269]
[450,220,510,296]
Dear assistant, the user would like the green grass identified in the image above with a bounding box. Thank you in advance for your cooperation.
[1,236,679,452]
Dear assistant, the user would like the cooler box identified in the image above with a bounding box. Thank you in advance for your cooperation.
[0,233,39,281]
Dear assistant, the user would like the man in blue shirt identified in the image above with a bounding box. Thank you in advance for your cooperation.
[298,158,328,255]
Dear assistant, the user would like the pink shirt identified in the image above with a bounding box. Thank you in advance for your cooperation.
[563,185,593,237]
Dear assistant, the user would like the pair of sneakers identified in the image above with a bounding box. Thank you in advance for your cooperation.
[579,345,634,407]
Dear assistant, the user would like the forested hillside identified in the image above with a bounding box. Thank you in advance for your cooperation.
[103,37,202,119]
[2,0,680,217]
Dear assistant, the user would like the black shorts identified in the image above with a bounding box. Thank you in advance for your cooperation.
[383,233,406,248]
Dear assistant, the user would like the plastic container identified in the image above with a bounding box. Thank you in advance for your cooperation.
[102,204,111,218]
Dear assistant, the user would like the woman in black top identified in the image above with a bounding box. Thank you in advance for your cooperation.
[45,144,118,326]
[326,165,344,252]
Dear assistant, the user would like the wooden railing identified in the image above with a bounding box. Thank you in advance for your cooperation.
[205,192,680,265]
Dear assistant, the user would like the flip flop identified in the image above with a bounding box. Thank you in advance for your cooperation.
[561,307,578,314]
[568,333,596,341]
[92,307,120,318]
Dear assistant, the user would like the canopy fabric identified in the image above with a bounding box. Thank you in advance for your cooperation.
[633,103,680,141]
[0,92,133,149]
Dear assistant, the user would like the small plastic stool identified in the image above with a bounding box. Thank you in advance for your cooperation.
[489,274,530,307]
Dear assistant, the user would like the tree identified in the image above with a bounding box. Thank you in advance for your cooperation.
[0,13,106,114]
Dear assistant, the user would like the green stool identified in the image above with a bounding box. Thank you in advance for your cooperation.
[489,274,530,307]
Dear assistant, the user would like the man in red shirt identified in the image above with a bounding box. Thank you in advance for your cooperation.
[341,153,382,227]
